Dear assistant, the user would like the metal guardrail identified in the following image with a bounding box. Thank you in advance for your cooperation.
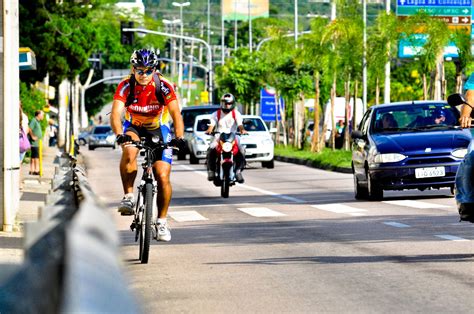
[0,153,138,313]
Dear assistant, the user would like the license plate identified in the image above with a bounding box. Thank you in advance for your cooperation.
[415,167,445,179]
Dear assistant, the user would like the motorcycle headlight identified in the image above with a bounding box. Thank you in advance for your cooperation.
[374,153,406,163]
[222,142,233,152]
[452,148,468,158]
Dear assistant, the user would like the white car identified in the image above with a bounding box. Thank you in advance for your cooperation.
[185,114,214,164]
[240,115,275,168]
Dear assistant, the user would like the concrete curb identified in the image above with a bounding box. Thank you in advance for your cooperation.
[274,155,352,174]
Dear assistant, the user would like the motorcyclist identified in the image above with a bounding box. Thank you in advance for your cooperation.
[205,93,248,183]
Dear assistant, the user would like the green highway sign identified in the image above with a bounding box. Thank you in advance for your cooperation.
[396,6,471,16]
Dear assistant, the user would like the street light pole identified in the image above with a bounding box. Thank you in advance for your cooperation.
[163,18,181,77]
[384,0,391,104]
[248,0,252,52]
[172,1,191,90]
[294,0,298,47]
[362,0,367,111]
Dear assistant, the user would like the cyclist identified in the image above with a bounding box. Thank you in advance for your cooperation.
[111,48,184,242]
[205,93,247,183]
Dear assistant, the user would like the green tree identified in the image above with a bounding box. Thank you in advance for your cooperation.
[451,28,473,93]
[297,17,330,152]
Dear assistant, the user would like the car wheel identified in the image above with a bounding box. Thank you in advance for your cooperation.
[450,185,456,196]
[262,160,274,169]
[353,171,368,200]
[112,143,116,150]
[189,152,199,164]
[367,171,383,201]
[79,138,86,146]
[88,145,95,151]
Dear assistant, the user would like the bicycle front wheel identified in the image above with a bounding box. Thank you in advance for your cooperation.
[140,182,154,264]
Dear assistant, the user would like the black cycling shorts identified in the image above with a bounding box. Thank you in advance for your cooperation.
[123,123,173,164]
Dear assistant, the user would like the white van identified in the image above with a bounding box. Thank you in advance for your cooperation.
[323,97,364,141]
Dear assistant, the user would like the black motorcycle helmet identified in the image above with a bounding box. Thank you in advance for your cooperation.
[220,93,236,113]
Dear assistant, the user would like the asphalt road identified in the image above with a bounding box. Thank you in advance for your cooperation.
[82,147,474,313]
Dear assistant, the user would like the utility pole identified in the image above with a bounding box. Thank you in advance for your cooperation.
[0,0,20,231]
[294,0,298,47]
[172,2,191,89]
[363,0,367,110]
[248,0,252,52]
[384,0,391,104]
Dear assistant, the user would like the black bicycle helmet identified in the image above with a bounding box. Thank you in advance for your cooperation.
[220,93,236,113]
[130,48,159,69]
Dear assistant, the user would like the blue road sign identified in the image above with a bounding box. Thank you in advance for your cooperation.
[260,87,284,122]
[397,0,471,6]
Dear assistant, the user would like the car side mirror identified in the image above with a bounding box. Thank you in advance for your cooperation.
[447,93,469,107]
[269,127,277,133]
[351,130,363,139]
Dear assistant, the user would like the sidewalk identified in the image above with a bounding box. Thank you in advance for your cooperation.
[0,144,59,266]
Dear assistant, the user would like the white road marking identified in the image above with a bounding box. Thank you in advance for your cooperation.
[383,221,411,228]
[239,184,306,203]
[169,210,208,222]
[178,165,306,203]
[435,234,469,241]
[383,200,449,209]
[237,207,286,217]
[311,204,367,215]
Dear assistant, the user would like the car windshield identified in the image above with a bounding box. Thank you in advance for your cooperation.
[196,119,211,132]
[243,118,267,132]
[372,103,459,134]
[182,107,218,128]
[93,126,112,134]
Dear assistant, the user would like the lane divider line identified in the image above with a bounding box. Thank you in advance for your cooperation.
[383,221,411,228]
[169,210,208,222]
[237,207,287,217]
[383,200,449,209]
[435,234,469,241]
[178,165,306,203]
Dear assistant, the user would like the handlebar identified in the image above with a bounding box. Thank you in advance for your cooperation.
[124,139,179,151]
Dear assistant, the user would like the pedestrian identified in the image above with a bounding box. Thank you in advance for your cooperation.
[28,110,44,175]
[19,102,30,190]
[48,118,58,147]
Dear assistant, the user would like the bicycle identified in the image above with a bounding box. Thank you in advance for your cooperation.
[128,137,177,264]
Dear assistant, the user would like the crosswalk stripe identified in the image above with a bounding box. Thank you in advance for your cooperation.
[383,221,411,228]
[237,207,286,217]
[435,234,469,241]
[311,204,367,215]
[169,210,208,222]
[383,200,449,209]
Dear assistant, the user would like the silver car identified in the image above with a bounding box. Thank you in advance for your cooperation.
[88,125,116,150]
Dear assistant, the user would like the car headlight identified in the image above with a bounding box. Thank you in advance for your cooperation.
[195,137,206,145]
[106,135,116,142]
[89,136,96,141]
[374,153,407,163]
[452,148,468,158]
[261,138,273,146]
[222,142,233,152]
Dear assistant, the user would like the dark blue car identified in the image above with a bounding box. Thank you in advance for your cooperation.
[351,101,471,200]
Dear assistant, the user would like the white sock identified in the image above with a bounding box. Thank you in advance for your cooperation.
[157,218,167,225]
[124,193,134,200]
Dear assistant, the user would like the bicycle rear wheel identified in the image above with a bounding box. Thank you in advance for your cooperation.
[140,182,153,264]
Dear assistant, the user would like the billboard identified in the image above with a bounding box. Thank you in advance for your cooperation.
[222,0,269,21]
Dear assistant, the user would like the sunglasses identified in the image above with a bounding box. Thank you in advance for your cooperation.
[135,68,154,76]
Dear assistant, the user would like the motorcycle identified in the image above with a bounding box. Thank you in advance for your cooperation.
[447,93,474,223]
[209,132,244,198]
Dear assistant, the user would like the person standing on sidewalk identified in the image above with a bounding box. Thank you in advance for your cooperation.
[28,110,44,175]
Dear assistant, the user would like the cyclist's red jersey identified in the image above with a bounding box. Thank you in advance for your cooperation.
[113,74,177,130]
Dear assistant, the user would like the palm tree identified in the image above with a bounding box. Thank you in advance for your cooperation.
[297,17,330,152]
[451,28,472,93]
[402,13,450,100]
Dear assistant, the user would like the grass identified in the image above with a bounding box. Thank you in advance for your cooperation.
[274,144,352,170]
